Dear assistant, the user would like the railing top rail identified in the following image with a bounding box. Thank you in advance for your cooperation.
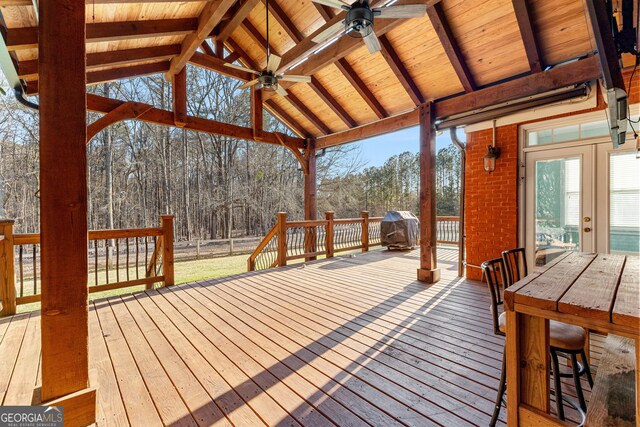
[12,227,165,245]
[286,220,329,228]
[248,224,277,263]
[436,216,460,221]
[333,218,364,225]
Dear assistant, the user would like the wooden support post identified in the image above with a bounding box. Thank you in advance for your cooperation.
[505,311,521,426]
[417,103,440,283]
[304,143,317,261]
[162,215,174,286]
[276,212,288,267]
[172,67,187,127]
[325,211,334,258]
[251,85,263,139]
[0,220,16,317]
[361,211,369,253]
[39,0,95,423]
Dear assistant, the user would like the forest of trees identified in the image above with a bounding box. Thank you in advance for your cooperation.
[0,67,461,241]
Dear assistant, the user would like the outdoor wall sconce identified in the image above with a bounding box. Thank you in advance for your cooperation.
[483,145,500,173]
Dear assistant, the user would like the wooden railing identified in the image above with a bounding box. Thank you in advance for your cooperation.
[248,212,460,272]
[0,215,174,316]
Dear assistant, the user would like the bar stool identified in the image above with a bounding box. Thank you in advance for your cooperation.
[501,249,594,421]
[482,256,593,426]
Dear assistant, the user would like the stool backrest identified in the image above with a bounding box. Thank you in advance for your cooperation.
[481,257,508,336]
[502,248,528,287]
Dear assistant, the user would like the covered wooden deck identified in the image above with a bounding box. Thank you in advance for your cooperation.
[0,248,601,426]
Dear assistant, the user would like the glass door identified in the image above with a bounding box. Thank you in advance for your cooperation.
[595,145,640,254]
[525,146,593,267]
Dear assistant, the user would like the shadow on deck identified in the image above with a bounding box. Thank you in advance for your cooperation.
[0,247,600,426]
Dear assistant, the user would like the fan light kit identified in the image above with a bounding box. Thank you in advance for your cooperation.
[223,0,311,96]
[312,0,427,54]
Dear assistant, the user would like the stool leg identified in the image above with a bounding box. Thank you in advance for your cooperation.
[551,349,565,420]
[490,350,507,427]
[571,353,587,412]
[580,349,594,388]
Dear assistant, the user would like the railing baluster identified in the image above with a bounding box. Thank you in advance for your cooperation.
[19,246,24,298]
[125,237,130,282]
[105,239,109,285]
[94,239,99,286]
[32,244,37,295]
[145,237,149,273]
[116,238,120,283]
[135,236,140,280]
[153,236,158,277]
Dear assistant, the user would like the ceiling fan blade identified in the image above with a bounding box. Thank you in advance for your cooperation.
[224,62,260,75]
[376,4,427,18]
[363,30,382,54]
[312,20,345,44]
[239,79,260,89]
[267,54,282,73]
[275,85,288,97]
[279,74,312,83]
[311,0,349,9]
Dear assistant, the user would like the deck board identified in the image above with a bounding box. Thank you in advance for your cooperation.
[0,247,603,426]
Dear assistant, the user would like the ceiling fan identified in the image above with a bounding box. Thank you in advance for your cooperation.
[224,0,311,96]
[311,0,427,54]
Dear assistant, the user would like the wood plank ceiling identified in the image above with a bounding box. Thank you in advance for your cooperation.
[0,0,596,139]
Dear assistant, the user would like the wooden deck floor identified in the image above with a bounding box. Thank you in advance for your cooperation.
[0,247,602,426]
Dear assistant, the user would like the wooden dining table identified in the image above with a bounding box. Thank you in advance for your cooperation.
[503,252,639,426]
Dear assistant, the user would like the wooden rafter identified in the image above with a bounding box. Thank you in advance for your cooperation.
[427,2,476,92]
[166,0,236,78]
[286,92,332,134]
[335,58,387,119]
[87,93,306,148]
[86,101,152,143]
[511,0,543,73]
[313,3,334,22]
[17,44,181,80]
[189,51,254,80]
[0,0,208,4]
[6,19,198,51]
[276,0,442,76]
[260,0,304,43]
[308,77,357,128]
[264,99,311,138]
[214,0,260,43]
[241,20,282,58]
[26,61,171,95]
[316,55,601,148]
[200,41,216,56]
[378,34,424,106]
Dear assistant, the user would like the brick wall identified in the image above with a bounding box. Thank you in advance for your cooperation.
[464,68,639,280]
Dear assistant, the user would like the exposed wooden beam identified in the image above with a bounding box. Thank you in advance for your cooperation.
[316,108,420,149]
[260,0,304,42]
[335,58,387,119]
[215,0,260,42]
[39,1,94,421]
[18,44,181,80]
[189,51,254,80]
[26,61,171,95]
[427,2,476,92]
[240,20,282,59]
[87,93,306,148]
[511,0,543,73]
[277,0,442,76]
[87,101,152,142]
[286,92,332,134]
[378,34,424,105]
[166,0,236,78]
[1,0,209,4]
[251,85,263,137]
[316,55,601,147]
[200,41,216,56]
[224,51,242,63]
[313,3,334,22]
[172,68,188,126]
[6,18,198,50]
[308,77,357,128]
[585,0,625,90]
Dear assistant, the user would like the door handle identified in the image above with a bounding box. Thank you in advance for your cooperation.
[584,227,592,232]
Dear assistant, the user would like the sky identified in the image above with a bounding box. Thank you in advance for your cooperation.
[349,125,462,168]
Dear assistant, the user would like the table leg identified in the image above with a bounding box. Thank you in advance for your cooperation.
[506,311,551,426]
